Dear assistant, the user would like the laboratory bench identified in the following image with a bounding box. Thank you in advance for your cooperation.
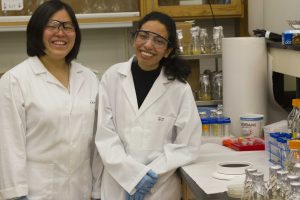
[179,143,270,200]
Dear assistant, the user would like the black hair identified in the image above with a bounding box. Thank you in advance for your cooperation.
[136,11,190,83]
[26,0,81,64]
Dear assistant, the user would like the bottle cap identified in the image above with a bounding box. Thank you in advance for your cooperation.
[288,140,300,149]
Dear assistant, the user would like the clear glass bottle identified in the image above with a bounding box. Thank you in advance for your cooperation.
[242,168,258,200]
[276,170,289,200]
[267,165,282,200]
[285,140,300,173]
[212,26,224,54]
[189,26,200,55]
[198,74,211,101]
[249,172,268,200]
[288,182,300,200]
[212,72,223,100]
[199,28,209,54]
[294,163,300,176]
[288,99,300,134]
[284,175,300,200]
[176,29,184,55]
[292,101,300,139]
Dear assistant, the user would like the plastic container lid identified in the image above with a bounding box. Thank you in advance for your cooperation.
[292,99,300,107]
[276,137,287,144]
[224,117,231,124]
[270,132,280,139]
[284,133,292,140]
[240,114,264,121]
[201,118,210,124]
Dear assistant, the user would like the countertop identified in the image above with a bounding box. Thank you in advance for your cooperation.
[179,143,270,200]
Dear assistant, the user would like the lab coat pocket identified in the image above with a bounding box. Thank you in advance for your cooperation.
[143,115,176,150]
[27,162,54,200]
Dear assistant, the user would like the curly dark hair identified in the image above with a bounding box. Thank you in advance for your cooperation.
[136,11,191,83]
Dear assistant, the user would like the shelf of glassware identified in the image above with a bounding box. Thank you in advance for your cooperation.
[180,53,222,107]
[180,53,222,60]
[0,13,140,31]
[196,100,222,106]
[147,0,243,19]
[0,0,142,31]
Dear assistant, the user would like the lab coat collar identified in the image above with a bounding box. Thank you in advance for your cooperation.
[118,56,171,118]
[29,56,85,95]
[117,56,170,84]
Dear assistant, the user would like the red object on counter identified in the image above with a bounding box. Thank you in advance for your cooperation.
[223,137,265,151]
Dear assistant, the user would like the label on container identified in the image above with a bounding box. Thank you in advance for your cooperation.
[240,114,264,138]
[2,0,23,11]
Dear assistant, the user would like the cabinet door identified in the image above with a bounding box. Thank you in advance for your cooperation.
[149,0,243,19]
[0,0,142,30]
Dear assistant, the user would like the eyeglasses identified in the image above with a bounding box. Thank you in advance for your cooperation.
[134,30,169,48]
[45,20,75,33]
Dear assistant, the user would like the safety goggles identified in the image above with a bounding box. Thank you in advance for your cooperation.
[45,20,75,33]
[134,30,169,49]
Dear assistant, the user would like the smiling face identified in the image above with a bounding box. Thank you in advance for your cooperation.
[42,9,76,62]
[133,20,172,71]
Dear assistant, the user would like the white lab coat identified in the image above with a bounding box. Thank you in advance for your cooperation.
[0,57,102,200]
[96,57,201,200]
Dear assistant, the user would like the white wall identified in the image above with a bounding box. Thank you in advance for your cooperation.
[0,27,134,77]
[0,19,236,77]
[248,0,300,34]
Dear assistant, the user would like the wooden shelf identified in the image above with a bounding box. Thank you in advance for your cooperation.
[196,100,222,106]
[180,53,222,60]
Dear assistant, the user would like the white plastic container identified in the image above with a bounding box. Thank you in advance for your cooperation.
[240,114,264,138]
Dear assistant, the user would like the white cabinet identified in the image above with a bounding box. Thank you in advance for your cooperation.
[267,41,300,100]
[268,45,300,78]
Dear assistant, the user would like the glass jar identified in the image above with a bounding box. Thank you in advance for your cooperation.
[242,168,257,200]
[266,165,281,200]
[285,175,300,199]
[276,170,289,199]
[249,172,268,200]
[199,28,209,54]
[286,140,300,173]
[212,72,223,100]
[176,29,184,54]
[189,26,200,55]
[212,26,224,54]
[287,99,300,134]
[198,74,211,101]
[288,181,300,200]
